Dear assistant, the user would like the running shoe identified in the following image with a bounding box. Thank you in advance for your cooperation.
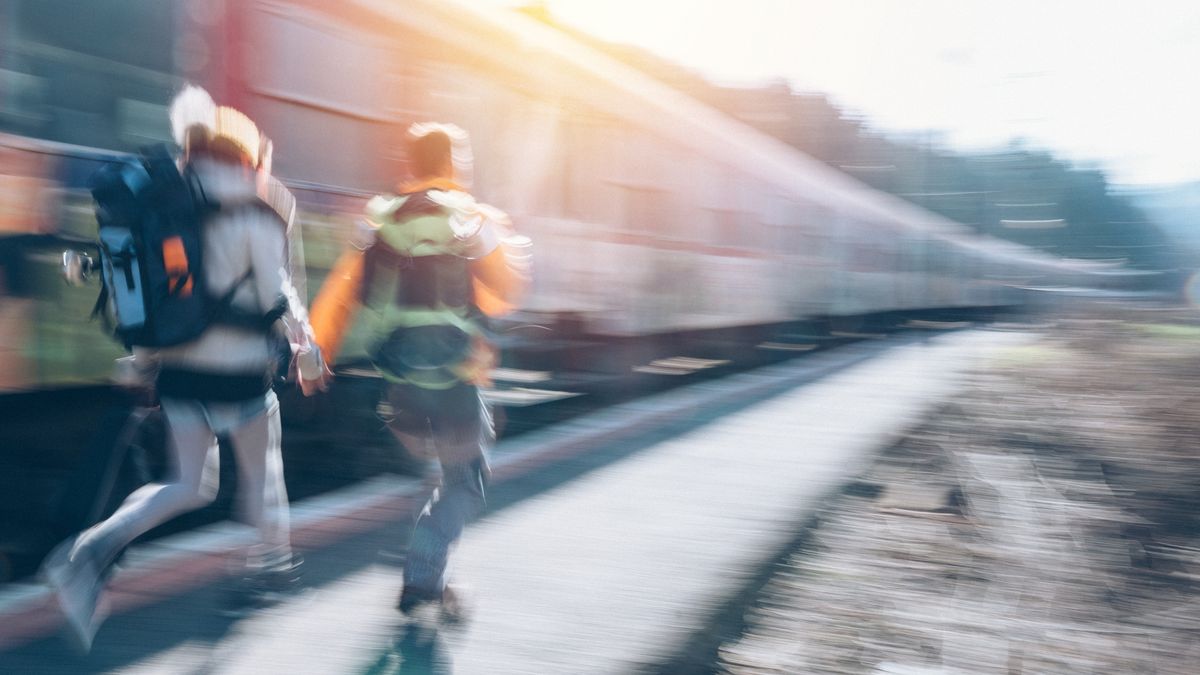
[40,536,106,652]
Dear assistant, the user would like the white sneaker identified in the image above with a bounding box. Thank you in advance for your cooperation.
[40,536,106,652]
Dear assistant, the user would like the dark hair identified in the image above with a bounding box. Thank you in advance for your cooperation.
[408,129,453,179]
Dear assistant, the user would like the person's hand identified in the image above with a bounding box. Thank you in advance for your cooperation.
[299,362,333,397]
[113,355,157,404]
[451,337,497,386]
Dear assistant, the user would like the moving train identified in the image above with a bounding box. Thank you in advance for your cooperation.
[0,0,1141,395]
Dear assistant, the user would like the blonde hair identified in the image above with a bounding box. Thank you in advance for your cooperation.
[169,84,216,150]
[208,106,261,165]
[169,85,261,165]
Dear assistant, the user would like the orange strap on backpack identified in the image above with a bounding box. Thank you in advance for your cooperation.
[162,236,194,297]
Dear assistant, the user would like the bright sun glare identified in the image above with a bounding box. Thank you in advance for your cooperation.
[481,0,1200,186]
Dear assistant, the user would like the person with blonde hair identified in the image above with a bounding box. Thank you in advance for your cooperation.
[41,86,328,649]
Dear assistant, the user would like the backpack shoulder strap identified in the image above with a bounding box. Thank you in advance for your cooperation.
[204,181,294,333]
[209,267,287,332]
[391,190,444,221]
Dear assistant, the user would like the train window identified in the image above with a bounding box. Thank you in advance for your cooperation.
[561,115,584,219]
[618,185,668,234]
[757,194,801,252]
[0,70,48,134]
[16,0,174,71]
[1,0,177,150]
[250,8,393,189]
[416,64,507,199]
[694,165,741,247]
[253,8,387,122]
[484,94,568,218]
[704,208,742,248]
[252,105,384,190]
[477,80,525,198]
[421,62,487,125]
[646,145,692,239]
[567,116,619,224]
[383,63,427,124]
[116,98,170,146]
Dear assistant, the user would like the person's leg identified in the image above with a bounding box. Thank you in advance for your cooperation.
[226,391,291,570]
[43,398,219,648]
[74,398,220,567]
[399,384,491,610]
[385,384,437,461]
[401,456,488,598]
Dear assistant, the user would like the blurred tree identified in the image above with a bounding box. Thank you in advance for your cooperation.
[521,4,1179,273]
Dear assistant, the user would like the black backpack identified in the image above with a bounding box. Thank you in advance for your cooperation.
[360,191,475,373]
[90,145,281,349]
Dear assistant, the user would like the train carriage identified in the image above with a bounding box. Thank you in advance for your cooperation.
[0,0,1131,393]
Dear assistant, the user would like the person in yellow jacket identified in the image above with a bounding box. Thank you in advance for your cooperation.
[310,122,529,619]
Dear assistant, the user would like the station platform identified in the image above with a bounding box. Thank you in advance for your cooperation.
[0,329,1031,674]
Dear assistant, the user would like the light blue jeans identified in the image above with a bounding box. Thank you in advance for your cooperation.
[76,390,291,571]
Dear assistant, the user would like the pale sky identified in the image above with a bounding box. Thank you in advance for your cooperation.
[479,0,1200,186]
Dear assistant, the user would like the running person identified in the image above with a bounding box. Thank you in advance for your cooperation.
[310,122,530,620]
[41,87,329,649]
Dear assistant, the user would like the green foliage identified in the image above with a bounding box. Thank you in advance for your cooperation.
[723,96,1177,272]
[524,7,1179,273]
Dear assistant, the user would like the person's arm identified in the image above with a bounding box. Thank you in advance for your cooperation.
[461,205,531,317]
[309,248,365,367]
[248,216,328,393]
[309,211,381,366]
